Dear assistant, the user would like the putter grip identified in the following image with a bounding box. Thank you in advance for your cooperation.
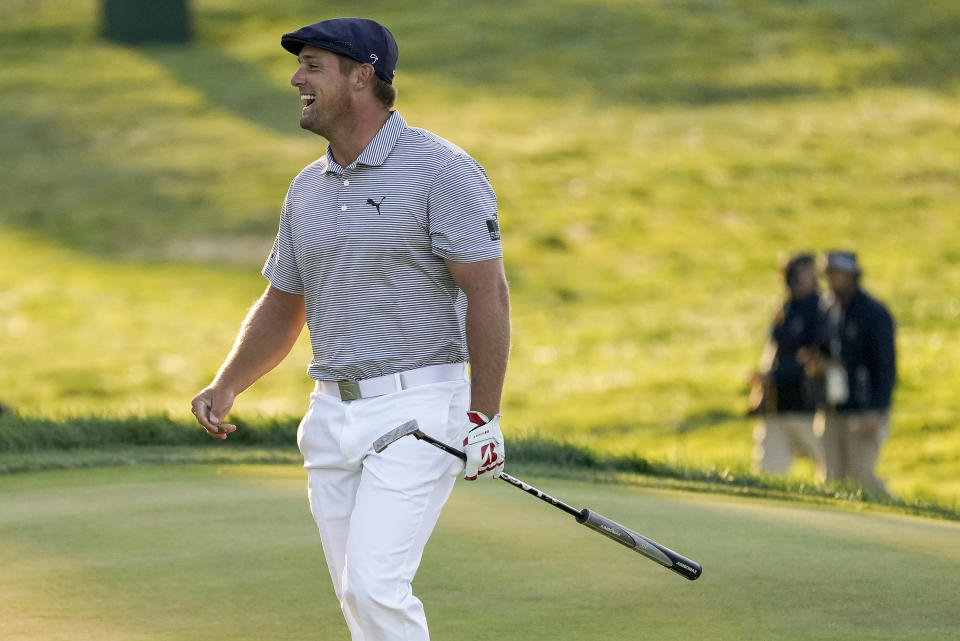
[577,509,702,581]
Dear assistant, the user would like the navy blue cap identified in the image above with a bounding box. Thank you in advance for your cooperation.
[281,18,398,84]
[825,250,861,274]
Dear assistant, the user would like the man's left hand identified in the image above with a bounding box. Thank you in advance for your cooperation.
[462,411,505,480]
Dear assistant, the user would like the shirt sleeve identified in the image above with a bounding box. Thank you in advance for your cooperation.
[261,192,305,295]
[427,153,503,263]
[868,303,897,409]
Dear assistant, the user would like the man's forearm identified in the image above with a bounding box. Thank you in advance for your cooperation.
[464,282,510,416]
[445,258,511,417]
[213,286,306,395]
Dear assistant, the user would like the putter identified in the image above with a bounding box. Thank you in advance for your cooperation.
[374,420,702,581]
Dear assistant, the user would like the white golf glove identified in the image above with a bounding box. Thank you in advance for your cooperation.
[462,411,505,480]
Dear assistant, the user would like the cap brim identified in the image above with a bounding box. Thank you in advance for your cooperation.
[280,37,309,56]
[281,37,361,62]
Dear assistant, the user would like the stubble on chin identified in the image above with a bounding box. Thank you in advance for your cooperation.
[299,111,324,136]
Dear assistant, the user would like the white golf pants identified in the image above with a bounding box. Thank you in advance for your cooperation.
[298,378,469,641]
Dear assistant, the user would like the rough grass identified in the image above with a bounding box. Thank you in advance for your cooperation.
[2,414,956,521]
[1,1,959,504]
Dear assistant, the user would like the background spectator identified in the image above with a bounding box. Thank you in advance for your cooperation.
[751,253,826,477]
[816,251,896,495]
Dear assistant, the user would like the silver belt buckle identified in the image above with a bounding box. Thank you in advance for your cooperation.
[337,380,362,401]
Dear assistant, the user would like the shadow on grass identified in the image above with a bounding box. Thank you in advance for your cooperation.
[184,0,960,108]
[146,43,296,136]
[397,0,960,102]
[0,108,280,259]
[2,0,959,257]
[19,0,950,145]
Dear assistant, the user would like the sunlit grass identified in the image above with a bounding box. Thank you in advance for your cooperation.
[1,0,959,504]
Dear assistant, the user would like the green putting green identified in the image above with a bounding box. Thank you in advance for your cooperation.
[1,465,958,640]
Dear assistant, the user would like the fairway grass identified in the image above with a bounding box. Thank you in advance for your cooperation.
[1,465,959,641]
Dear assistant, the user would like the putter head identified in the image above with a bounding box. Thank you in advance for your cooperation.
[373,419,422,453]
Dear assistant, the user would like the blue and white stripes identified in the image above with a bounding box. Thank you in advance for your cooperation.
[262,111,502,381]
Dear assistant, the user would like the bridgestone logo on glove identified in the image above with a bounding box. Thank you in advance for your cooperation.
[481,443,498,467]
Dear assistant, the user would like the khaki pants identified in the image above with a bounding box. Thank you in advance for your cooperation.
[816,410,889,495]
[753,412,825,477]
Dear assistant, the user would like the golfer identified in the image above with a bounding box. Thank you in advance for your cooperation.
[190,17,510,640]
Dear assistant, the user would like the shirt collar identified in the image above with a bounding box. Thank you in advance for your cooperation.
[322,111,405,173]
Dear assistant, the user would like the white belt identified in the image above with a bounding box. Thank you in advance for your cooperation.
[315,363,467,401]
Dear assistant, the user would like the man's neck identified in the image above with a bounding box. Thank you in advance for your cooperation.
[327,109,392,168]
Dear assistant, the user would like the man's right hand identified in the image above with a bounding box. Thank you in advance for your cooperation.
[190,386,237,439]
[462,411,505,480]
[797,347,825,377]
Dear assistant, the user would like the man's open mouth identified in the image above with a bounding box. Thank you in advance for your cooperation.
[300,94,316,108]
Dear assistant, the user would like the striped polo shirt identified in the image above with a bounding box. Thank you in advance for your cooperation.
[262,111,502,381]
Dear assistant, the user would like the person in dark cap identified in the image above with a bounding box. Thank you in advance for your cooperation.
[190,17,510,641]
[750,252,826,477]
[816,251,896,494]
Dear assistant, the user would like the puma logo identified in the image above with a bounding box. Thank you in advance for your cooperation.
[366,197,385,214]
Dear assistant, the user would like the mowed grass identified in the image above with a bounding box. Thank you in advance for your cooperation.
[2,1,960,503]
[1,465,959,641]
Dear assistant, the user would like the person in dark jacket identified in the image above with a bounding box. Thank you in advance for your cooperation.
[817,251,896,494]
[752,253,826,476]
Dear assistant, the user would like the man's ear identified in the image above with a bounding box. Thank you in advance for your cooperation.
[354,63,376,90]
